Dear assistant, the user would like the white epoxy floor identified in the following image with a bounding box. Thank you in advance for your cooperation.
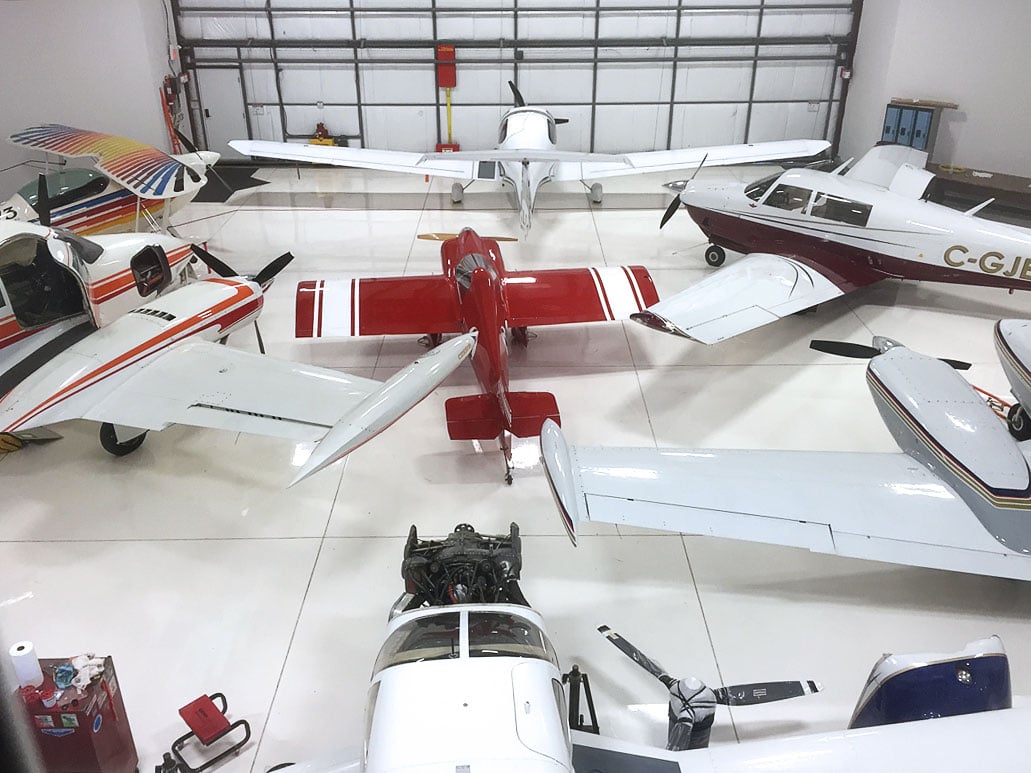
[4,164,1031,770]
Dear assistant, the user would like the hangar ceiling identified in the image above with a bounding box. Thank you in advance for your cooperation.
[171,1,859,157]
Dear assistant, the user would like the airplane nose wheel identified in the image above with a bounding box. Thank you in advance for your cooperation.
[1007,404,1031,441]
[704,245,726,267]
[99,423,148,456]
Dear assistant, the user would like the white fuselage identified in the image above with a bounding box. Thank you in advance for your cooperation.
[364,604,573,772]
[683,167,1031,290]
[495,108,560,233]
[0,221,193,389]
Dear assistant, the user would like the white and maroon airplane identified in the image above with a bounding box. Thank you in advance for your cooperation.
[230,81,829,234]
[0,219,474,480]
[2,124,219,235]
[638,145,1031,344]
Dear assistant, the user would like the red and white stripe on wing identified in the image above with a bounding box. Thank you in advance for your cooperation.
[506,265,659,327]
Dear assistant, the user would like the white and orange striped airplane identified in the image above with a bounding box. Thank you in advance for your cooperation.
[0,220,475,481]
[2,124,219,235]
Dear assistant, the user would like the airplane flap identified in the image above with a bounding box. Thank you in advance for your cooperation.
[82,339,384,440]
[632,253,844,344]
[229,140,477,179]
[506,266,659,327]
[542,436,1031,580]
[552,139,830,182]
[297,277,463,338]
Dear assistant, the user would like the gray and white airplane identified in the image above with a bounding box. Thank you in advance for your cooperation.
[541,321,1031,581]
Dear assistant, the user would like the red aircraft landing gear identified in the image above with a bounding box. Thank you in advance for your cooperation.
[704,245,726,267]
[500,431,514,485]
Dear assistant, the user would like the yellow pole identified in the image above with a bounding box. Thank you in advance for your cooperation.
[446,87,453,144]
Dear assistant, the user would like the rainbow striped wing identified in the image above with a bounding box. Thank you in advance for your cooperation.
[9,124,204,199]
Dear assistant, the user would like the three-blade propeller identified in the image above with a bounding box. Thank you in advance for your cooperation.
[175,128,232,192]
[810,339,972,370]
[599,625,821,707]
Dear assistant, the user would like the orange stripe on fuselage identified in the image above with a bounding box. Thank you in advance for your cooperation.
[2,280,260,431]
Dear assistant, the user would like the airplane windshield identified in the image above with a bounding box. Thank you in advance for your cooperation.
[468,612,559,666]
[374,612,461,672]
[744,173,781,201]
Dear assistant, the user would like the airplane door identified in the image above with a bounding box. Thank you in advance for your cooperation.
[194,69,250,159]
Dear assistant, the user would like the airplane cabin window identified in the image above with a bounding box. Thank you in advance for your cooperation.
[468,612,559,666]
[763,184,813,213]
[810,192,873,227]
[373,612,462,672]
[744,173,781,201]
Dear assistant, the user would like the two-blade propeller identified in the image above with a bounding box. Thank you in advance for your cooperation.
[190,244,294,354]
[35,175,52,228]
[175,128,232,192]
[810,339,972,370]
[659,153,708,229]
[599,625,820,708]
[507,80,568,124]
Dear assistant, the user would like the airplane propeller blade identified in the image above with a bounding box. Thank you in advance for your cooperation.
[555,118,570,125]
[598,625,675,688]
[36,175,52,228]
[417,232,518,242]
[810,340,972,370]
[809,340,882,359]
[175,128,231,191]
[508,80,526,108]
[600,625,822,708]
[659,195,682,229]
[190,243,237,278]
[254,321,266,355]
[713,680,822,707]
[253,251,295,287]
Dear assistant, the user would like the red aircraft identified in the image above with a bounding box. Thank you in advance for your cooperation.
[295,227,658,481]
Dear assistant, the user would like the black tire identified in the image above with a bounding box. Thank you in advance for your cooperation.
[704,245,726,267]
[1008,404,1031,441]
[99,423,147,456]
[451,182,464,203]
[590,182,603,204]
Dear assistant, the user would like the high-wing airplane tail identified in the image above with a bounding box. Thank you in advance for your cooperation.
[290,332,477,486]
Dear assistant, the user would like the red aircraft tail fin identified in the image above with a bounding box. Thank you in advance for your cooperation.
[506,391,560,438]
[445,392,560,440]
[445,394,503,440]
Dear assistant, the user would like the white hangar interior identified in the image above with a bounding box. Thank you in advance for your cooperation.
[2,0,1031,771]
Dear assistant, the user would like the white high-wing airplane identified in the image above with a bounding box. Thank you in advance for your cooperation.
[272,524,1031,773]
[636,144,1031,345]
[540,324,1031,581]
[0,233,475,484]
[229,82,830,233]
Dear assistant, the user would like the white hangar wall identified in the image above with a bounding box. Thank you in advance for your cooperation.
[0,0,177,200]
[174,0,855,156]
[840,0,1031,175]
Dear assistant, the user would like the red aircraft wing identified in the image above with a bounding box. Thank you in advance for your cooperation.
[296,277,462,337]
[505,266,659,327]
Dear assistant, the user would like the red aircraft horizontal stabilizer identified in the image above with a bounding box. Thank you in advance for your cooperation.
[507,391,560,438]
[445,391,560,439]
[445,394,503,440]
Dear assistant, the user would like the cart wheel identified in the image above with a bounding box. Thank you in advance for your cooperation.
[704,245,726,267]
[1008,404,1031,441]
[99,423,147,456]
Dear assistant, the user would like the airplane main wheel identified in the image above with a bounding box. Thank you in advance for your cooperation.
[1007,404,1031,441]
[589,183,603,204]
[99,423,148,457]
[451,182,464,204]
[704,245,726,267]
